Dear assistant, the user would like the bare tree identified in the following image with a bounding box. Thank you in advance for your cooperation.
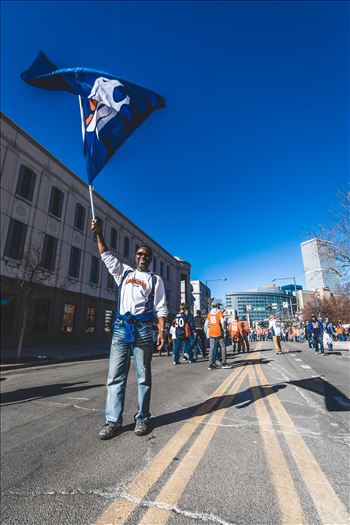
[302,293,350,324]
[317,191,350,294]
[7,243,69,361]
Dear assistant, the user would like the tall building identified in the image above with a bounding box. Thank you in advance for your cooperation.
[300,238,340,293]
[0,113,191,350]
[190,280,211,314]
[225,286,297,323]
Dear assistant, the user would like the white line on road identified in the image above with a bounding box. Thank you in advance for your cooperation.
[295,359,302,362]
[301,365,311,369]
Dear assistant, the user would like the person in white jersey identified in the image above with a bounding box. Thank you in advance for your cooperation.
[91,219,168,440]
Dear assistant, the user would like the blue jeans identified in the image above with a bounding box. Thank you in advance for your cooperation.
[312,334,324,354]
[173,338,192,362]
[105,319,153,426]
[209,337,226,365]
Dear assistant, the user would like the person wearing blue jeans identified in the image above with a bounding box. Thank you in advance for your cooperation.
[92,219,168,440]
[308,315,325,355]
[173,304,193,364]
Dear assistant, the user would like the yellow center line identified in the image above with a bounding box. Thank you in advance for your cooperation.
[248,363,307,524]
[94,359,248,525]
[255,358,350,525]
[139,365,250,525]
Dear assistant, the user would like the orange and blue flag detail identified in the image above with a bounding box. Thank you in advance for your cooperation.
[21,52,165,183]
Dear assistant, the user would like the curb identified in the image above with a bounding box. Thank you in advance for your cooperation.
[1,352,110,372]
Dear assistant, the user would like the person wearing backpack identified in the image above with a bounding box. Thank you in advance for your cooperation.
[91,219,168,439]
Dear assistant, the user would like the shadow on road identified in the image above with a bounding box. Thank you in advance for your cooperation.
[1,381,103,406]
[230,358,272,367]
[243,347,274,354]
[133,382,287,432]
[287,378,350,412]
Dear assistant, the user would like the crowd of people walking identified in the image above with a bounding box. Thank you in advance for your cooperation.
[153,306,349,364]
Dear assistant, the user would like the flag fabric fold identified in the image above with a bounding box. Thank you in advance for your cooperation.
[21,52,165,183]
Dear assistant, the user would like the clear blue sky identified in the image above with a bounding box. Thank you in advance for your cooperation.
[1,1,348,299]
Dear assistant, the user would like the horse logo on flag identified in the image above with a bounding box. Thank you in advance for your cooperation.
[85,77,131,137]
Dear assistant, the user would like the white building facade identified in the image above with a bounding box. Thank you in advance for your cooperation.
[0,113,191,349]
[190,280,211,314]
[301,238,340,293]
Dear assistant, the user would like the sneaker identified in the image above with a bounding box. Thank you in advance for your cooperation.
[173,360,179,365]
[221,363,231,369]
[208,363,217,370]
[134,421,149,436]
[183,353,189,360]
[98,424,121,440]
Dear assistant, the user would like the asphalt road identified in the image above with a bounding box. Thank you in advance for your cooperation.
[1,341,349,525]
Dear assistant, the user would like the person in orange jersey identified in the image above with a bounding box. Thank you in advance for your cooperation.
[229,319,240,353]
[205,304,230,369]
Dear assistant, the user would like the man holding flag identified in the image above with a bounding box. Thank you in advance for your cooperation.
[21,53,166,439]
[92,218,168,439]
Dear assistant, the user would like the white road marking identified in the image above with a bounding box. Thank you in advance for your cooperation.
[301,365,311,369]
[295,359,302,362]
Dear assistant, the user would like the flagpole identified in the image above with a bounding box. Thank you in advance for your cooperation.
[89,185,96,220]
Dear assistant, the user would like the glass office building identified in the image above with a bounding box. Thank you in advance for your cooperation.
[225,287,298,323]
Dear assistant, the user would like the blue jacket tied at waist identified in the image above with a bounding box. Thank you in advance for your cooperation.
[115,311,154,343]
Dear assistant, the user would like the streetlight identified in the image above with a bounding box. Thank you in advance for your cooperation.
[314,289,321,317]
[271,276,299,318]
[205,278,227,313]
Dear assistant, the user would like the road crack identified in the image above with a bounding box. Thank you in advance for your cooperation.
[120,492,236,524]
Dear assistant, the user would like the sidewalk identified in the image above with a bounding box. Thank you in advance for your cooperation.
[1,343,110,372]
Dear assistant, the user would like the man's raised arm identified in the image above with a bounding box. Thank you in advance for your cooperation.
[91,219,108,254]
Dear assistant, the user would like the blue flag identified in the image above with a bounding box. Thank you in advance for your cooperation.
[21,52,165,183]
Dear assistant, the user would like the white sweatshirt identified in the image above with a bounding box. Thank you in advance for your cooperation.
[101,251,168,318]
[269,319,281,337]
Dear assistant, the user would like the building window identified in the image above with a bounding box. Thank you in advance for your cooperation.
[16,165,36,202]
[153,256,157,273]
[62,303,76,334]
[32,299,51,332]
[68,246,81,278]
[41,234,58,270]
[160,261,164,277]
[86,307,97,334]
[123,236,130,258]
[104,309,113,333]
[110,227,118,250]
[0,294,16,335]
[74,203,86,232]
[48,187,64,218]
[4,219,27,260]
[166,265,170,280]
[90,255,100,284]
[107,273,116,290]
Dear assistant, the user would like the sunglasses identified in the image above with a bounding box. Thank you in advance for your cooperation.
[136,251,151,259]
